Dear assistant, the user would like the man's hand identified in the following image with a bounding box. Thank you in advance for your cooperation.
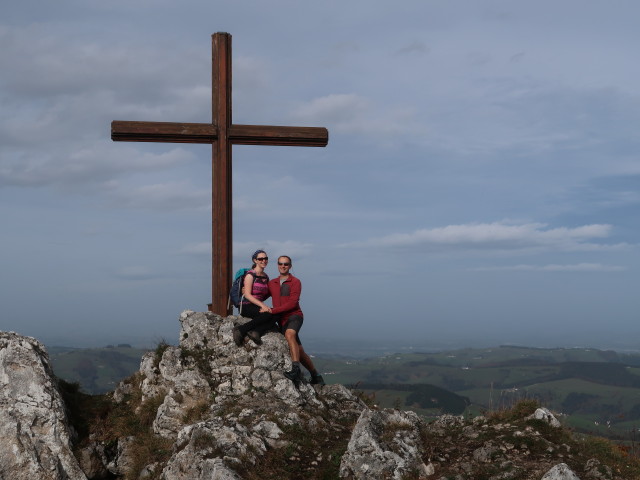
[259,305,272,313]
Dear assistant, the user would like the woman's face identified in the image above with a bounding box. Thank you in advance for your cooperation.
[254,252,269,267]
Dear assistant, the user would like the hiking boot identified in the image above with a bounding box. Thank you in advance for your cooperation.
[232,327,244,347]
[247,330,262,345]
[284,363,303,383]
[310,374,325,386]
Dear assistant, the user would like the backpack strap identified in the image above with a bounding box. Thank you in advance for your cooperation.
[239,270,258,316]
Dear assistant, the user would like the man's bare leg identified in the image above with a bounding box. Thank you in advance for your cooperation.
[284,329,324,385]
[299,345,325,385]
[298,345,315,373]
[285,329,300,362]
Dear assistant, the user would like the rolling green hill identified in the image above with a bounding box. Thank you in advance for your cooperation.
[311,345,640,439]
[49,345,148,394]
[47,342,640,440]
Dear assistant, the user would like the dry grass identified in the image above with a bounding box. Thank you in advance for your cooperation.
[237,419,356,480]
[60,372,173,479]
[182,399,211,424]
[421,399,640,479]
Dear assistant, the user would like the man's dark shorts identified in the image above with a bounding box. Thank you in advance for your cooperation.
[280,314,303,345]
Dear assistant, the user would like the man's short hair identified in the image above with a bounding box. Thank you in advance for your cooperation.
[279,255,292,264]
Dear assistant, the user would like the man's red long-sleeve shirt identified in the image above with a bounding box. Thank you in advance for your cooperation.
[268,274,303,326]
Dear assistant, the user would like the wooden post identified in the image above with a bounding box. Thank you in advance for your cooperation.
[211,33,233,315]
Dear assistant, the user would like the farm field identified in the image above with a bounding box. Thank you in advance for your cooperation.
[312,345,640,439]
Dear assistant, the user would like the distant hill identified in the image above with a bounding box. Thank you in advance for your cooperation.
[350,382,470,415]
[47,342,640,440]
[312,345,640,439]
[48,345,149,394]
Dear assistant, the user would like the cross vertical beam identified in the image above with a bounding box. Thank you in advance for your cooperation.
[211,33,233,316]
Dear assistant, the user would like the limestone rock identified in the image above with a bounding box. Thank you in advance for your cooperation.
[76,441,110,479]
[0,331,87,480]
[339,408,430,480]
[584,458,613,479]
[106,436,136,476]
[112,311,367,478]
[121,311,327,441]
[527,407,562,428]
[541,462,582,480]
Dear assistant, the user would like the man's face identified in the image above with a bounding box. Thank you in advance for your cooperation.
[278,257,291,275]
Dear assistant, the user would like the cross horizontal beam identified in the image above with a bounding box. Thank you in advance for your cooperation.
[112,120,328,147]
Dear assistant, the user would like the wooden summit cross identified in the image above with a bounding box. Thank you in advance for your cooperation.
[111,32,328,315]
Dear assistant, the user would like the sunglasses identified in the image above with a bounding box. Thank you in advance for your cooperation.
[278,262,291,266]
[255,257,268,261]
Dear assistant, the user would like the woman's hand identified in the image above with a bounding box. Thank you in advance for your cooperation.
[259,305,272,313]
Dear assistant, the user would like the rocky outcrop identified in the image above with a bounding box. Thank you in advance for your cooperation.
[528,407,562,428]
[1,312,637,479]
[91,311,368,479]
[340,409,431,479]
[134,310,329,440]
[541,463,581,480]
[0,332,87,480]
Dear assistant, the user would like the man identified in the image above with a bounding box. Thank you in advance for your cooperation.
[266,255,324,385]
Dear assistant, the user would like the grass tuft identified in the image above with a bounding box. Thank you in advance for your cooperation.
[153,340,171,369]
[488,398,539,423]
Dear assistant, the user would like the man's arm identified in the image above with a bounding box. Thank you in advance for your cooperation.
[270,278,301,315]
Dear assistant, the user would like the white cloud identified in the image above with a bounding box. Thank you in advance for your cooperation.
[180,240,314,261]
[234,174,366,220]
[108,180,209,211]
[471,263,626,272]
[0,146,195,188]
[0,26,209,192]
[180,242,210,255]
[114,266,157,280]
[290,93,424,140]
[395,41,430,56]
[234,240,314,262]
[344,221,627,253]
[292,94,370,128]
[234,55,270,95]
[0,25,203,102]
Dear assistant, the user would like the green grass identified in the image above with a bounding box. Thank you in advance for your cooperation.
[313,346,640,441]
[61,371,173,480]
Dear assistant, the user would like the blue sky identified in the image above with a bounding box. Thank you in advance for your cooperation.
[1,1,639,349]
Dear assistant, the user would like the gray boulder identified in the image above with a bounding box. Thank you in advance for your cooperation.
[339,408,430,479]
[528,407,562,428]
[0,332,87,480]
[541,462,582,480]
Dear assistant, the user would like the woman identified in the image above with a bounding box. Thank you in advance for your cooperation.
[233,249,276,346]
